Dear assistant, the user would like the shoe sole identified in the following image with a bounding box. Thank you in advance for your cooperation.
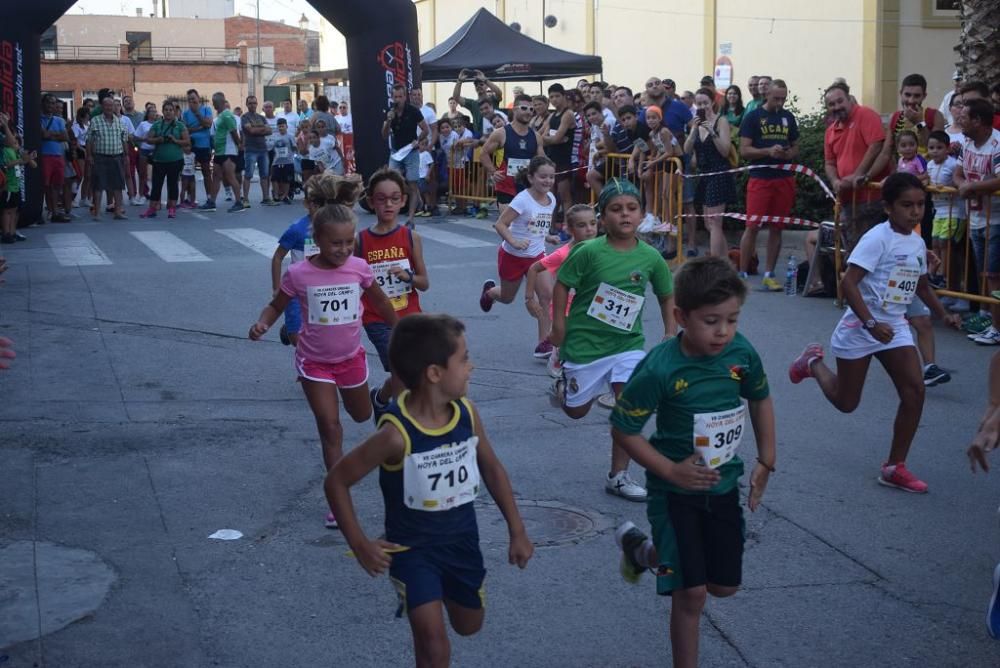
[604,487,647,502]
[876,475,928,493]
[533,351,553,359]
[923,373,949,387]
[988,563,1000,639]
[480,280,496,313]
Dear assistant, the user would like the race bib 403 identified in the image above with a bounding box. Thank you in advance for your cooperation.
[882,263,919,306]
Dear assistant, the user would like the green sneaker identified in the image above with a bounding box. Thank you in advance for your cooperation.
[615,521,649,585]
[963,313,993,335]
[475,205,489,219]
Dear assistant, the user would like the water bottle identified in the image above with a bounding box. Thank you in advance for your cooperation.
[785,256,798,296]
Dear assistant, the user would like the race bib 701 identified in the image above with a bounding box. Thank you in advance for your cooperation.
[306,283,360,325]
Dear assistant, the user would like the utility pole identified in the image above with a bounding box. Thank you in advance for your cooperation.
[254,0,262,96]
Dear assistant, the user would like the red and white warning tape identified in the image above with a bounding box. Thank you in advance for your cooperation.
[677,211,823,229]
[677,163,836,201]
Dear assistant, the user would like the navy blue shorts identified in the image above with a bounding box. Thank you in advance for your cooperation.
[389,535,485,616]
[364,322,393,372]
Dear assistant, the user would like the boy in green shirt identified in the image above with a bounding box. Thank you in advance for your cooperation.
[610,256,776,668]
[1,115,37,244]
[550,179,676,502]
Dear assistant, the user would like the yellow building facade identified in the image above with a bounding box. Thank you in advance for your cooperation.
[410,0,962,115]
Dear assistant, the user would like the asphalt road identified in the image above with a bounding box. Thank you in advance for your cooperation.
[1,188,999,667]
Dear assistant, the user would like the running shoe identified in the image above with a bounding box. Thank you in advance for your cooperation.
[533,339,554,359]
[370,387,389,426]
[597,392,616,409]
[475,205,489,219]
[241,198,250,208]
[139,207,157,219]
[546,351,563,378]
[415,210,431,217]
[279,324,291,346]
[262,199,278,207]
[479,279,496,312]
[325,512,339,529]
[606,470,647,502]
[167,207,177,219]
[761,276,783,292]
[922,364,951,387]
[789,343,824,384]
[974,327,1000,346]
[548,378,565,410]
[199,200,217,212]
[0,234,14,244]
[227,202,247,214]
[988,562,1000,638]
[877,462,928,493]
[615,521,650,585]
[224,188,234,202]
[14,232,27,242]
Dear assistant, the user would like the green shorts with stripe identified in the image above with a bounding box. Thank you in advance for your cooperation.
[647,488,745,595]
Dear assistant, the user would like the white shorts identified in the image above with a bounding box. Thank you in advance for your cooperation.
[830,313,914,360]
[561,350,646,408]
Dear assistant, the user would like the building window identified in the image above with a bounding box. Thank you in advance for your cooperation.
[126,31,153,60]
[921,0,960,27]
[306,37,320,69]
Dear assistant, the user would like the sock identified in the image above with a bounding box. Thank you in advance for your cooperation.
[634,540,656,569]
[764,271,774,278]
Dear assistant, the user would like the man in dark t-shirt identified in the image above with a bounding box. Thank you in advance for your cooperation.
[381,83,429,228]
[738,79,800,290]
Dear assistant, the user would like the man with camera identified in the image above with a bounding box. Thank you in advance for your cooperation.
[451,69,503,135]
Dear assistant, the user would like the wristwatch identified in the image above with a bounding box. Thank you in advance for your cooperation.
[863,318,877,330]
[915,121,927,130]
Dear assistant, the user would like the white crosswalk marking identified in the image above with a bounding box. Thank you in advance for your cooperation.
[215,228,280,257]
[130,231,212,263]
[416,227,494,248]
[46,233,112,266]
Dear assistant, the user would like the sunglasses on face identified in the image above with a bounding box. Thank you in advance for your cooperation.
[516,105,532,111]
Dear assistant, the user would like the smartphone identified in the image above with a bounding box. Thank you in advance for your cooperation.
[696,108,707,122]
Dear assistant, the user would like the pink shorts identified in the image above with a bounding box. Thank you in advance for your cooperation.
[498,246,543,282]
[295,347,368,387]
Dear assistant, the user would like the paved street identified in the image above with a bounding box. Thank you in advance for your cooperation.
[1,191,999,667]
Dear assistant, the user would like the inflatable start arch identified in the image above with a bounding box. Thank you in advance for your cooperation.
[4,0,421,223]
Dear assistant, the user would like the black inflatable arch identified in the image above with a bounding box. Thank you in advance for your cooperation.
[5,0,420,223]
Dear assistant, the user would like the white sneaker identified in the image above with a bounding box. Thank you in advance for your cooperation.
[546,350,562,378]
[606,470,647,502]
[974,327,1000,345]
[129,196,142,206]
[78,197,92,208]
[597,392,616,409]
[548,378,564,409]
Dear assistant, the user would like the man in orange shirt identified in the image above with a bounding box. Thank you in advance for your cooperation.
[823,82,889,251]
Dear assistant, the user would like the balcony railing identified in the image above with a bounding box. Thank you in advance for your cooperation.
[42,45,242,63]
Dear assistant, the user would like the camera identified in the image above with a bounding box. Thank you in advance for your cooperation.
[696,108,707,122]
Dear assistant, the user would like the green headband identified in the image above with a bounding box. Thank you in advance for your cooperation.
[597,178,641,213]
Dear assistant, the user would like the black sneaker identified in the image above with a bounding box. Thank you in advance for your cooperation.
[370,387,389,426]
[14,232,27,242]
[923,364,951,387]
[615,521,649,584]
[0,234,15,244]
[279,324,291,346]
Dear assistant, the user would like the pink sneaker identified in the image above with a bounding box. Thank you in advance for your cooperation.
[789,343,824,384]
[139,206,157,219]
[325,512,339,529]
[167,207,177,219]
[479,279,496,313]
[878,462,928,493]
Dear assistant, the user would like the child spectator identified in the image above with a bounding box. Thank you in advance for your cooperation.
[416,138,436,216]
[271,118,296,204]
[895,130,928,182]
[926,130,965,299]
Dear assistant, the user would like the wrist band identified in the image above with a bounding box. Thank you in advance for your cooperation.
[756,458,776,473]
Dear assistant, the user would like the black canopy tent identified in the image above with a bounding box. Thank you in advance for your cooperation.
[420,8,602,83]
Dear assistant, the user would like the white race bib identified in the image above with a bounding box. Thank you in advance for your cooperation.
[527,213,551,237]
[402,436,480,511]
[275,145,290,159]
[693,404,746,469]
[303,236,320,258]
[371,258,413,299]
[586,282,644,331]
[506,157,530,176]
[306,283,360,325]
[882,262,919,306]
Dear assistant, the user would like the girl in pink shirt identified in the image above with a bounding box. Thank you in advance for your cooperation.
[250,203,398,528]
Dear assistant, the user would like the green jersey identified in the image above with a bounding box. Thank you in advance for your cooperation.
[213,110,238,154]
[2,147,19,192]
[610,332,769,495]
[149,119,185,163]
[556,236,673,364]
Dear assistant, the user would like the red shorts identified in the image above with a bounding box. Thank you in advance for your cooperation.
[295,347,368,387]
[41,155,65,187]
[497,247,543,282]
[745,176,795,228]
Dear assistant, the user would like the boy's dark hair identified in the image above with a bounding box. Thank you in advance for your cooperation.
[367,166,407,199]
[583,101,603,114]
[437,118,452,130]
[514,93,532,105]
[965,98,994,126]
[277,117,287,125]
[928,130,950,146]
[881,172,924,205]
[960,81,990,98]
[900,73,927,92]
[547,83,565,95]
[894,129,919,146]
[389,314,466,390]
[618,104,637,117]
[674,256,747,312]
[615,86,633,97]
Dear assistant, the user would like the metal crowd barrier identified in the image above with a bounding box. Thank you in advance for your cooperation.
[447,144,495,208]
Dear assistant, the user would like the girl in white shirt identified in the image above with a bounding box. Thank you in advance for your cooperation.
[134,107,158,199]
[479,156,557,357]
[789,173,960,494]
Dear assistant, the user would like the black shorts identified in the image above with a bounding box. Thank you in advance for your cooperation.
[496,191,514,205]
[213,154,236,167]
[271,163,294,183]
[194,147,212,163]
[235,151,245,172]
[0,191,21,209]
[389,535,485,616]
[554,161,573,183]
[300,158,316,171]
[648,488,744,595]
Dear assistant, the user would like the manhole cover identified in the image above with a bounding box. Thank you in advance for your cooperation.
[476,499,613,548]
